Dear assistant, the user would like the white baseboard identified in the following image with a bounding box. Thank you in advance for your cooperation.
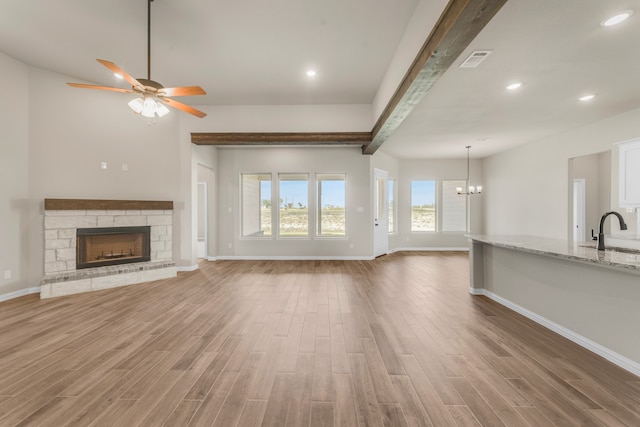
[176,265,199,272]
[216,255,375,261]
[471,288,640,377]
[206,256,218,261]
[390,247,469,252]
[0,286,42,303]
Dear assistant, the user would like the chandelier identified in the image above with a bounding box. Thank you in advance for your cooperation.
[456,146,482,195]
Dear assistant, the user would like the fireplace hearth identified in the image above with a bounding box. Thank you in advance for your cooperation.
[76,226,151,269]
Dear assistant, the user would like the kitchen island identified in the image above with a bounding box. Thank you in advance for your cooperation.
[468,235,640,376]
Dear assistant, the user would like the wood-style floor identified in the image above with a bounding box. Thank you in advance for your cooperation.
[1,252,639,426]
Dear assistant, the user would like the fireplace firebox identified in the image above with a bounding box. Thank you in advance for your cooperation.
[76,226,151,269]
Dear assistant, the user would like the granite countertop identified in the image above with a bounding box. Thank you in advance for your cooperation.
[467,234,640,272]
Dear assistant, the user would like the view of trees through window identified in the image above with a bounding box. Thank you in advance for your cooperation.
[317,174,346,237]
[411,180,436,231]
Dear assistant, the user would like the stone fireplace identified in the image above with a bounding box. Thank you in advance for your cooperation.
[41,199,177,298]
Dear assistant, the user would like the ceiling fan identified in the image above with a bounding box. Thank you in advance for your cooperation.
[67,0,207,119]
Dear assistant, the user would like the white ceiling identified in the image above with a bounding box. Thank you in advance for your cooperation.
[1,0,639,159]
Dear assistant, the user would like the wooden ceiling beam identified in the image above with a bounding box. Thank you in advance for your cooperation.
[362,0,508,155]
[191,132,372,146]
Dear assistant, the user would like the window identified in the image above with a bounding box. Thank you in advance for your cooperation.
[279,174,309,237]
[411,180,436,231]
[317,174,346,237]
[442,180,467,232]
[241,174,272,237]
[388,179,396,233]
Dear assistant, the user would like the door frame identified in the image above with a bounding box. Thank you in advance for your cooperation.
[373,168,389,257]
[573,178,586,242]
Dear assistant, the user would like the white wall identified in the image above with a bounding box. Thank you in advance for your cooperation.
[178,103,374,266]
[0,52,30,297]
[25,66,184,286]
[393,159,483,249]
[215,146,372,258]
[483,107,640,239]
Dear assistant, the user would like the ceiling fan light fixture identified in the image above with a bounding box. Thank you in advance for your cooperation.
[128,97,144,114]
[156,102,170,117]
[141,97,157,118]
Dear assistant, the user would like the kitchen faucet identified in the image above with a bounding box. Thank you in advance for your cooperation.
[597,211,628,251]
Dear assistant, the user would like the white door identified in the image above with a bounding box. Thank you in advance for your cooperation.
[573,179,586,242]
[373,168,389,257]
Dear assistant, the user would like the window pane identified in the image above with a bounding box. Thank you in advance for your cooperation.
[411,180,436,231]
[388,179,396,233]
[317,174,346,237]
[241,174,271,237]
[279,174,309,237]
[442,180,467,232]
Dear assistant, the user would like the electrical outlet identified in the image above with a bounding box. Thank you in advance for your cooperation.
[349,243,354,249]
[100,161,107,170]
[228,243,232,249]
[121,163,129,172]
[4,270,11,280]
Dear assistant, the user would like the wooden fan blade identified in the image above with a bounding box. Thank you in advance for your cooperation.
[159,86,206,97]
[67,83,135,93]
[96,59,144,91]
[160,98,207,118]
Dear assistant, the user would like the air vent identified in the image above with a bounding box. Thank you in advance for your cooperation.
[459,50,492,68]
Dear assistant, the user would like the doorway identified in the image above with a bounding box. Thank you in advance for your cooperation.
[573,179,586,242]
[196,182,208,258]
[373,168,389,257]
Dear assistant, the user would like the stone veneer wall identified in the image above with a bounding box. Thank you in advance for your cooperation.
[41,199,177,299]
[44,209,173,274]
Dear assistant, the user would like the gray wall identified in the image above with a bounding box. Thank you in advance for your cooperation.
[1,52,485,298]
[483,108,640,239]
[0,52,29,296]
[215,146,372,258]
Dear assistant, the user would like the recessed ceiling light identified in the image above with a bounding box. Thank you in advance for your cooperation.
[306,70,317,77]
[579,94,595,102]
[505,82,522,91]
[114,73,123,79]
[601,10,633,27]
